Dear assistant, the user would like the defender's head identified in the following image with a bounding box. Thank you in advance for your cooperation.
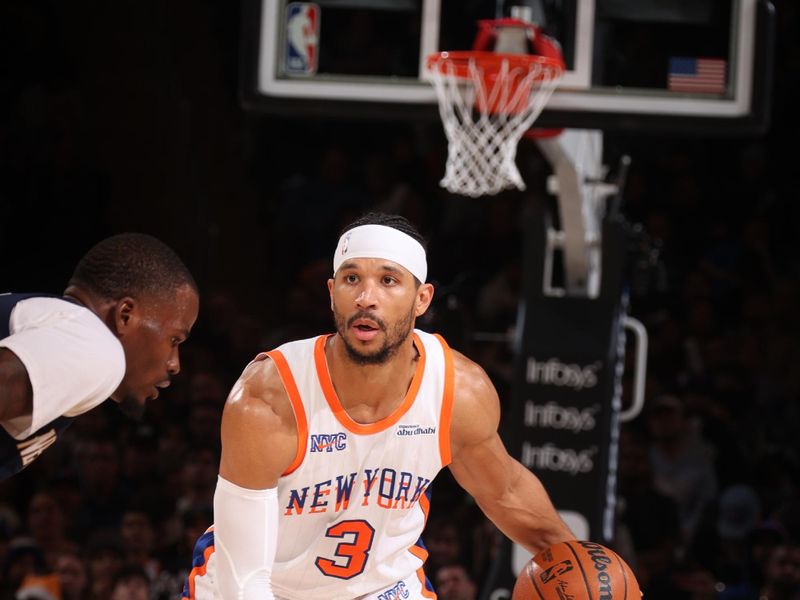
[68,233,199,418]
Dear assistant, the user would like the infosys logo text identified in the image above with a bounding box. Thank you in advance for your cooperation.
[524,401,598,433]
[526,357,601,390]
[521,443,597,475]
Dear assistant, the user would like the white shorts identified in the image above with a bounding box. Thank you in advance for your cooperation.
[181,528,438,600]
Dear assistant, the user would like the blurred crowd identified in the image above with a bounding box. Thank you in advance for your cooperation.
[2,1,800,600]
[2,133,799,600]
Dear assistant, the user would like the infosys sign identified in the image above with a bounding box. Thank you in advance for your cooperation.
[515,353,617,540]
[526,357,601,390]
[524,401,599,433]
[521,442,598,475]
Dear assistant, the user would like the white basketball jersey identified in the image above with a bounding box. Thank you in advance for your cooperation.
[264,329,454,600]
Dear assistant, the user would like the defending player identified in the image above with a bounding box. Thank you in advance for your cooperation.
[0,233,199,479]
[183,213,572,599]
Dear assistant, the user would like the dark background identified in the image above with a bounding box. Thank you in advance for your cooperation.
[1,1,799,600]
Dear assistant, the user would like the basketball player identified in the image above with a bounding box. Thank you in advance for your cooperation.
[183,213,573,599]
[0,233,199,479]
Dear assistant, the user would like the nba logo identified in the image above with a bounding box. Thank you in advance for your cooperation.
[285,2,319,75]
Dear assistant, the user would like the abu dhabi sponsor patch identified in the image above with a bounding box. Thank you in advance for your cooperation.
[396,424,436,437]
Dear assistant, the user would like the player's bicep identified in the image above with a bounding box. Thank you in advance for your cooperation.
[449,431,518,507]
[219,361,297,489]
[448,352,514,504]
[448,352,501,450]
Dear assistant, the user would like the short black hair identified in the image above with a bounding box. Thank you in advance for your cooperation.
[340,212,427,251]
[68,233,197,301]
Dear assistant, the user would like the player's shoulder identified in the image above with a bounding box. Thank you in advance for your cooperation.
[448,349,501,425]
[229,353,286,404]
[223,352,294,429]
[6,296,123,371]
[10,296,94,325]
[448,349,501,451]
[11,296,109,332]
[451,349,498,403]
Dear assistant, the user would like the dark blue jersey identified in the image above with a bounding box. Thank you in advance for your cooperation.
[0,293,75,479]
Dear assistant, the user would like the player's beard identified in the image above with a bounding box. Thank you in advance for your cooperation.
[333,303,416,365]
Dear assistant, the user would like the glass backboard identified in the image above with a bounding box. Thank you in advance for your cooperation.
[241,0,775,133]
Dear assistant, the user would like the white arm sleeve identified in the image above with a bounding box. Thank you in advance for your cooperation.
[213,476,279,600]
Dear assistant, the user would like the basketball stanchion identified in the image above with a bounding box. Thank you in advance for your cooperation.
[425,16,651,600]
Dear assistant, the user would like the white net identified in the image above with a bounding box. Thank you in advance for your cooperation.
[427,53,563,197]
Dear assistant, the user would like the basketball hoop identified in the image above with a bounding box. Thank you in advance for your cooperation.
[426,50,563,197]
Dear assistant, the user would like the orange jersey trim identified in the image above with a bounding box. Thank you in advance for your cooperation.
[417,567,437,599]
[313,333,427,435]
[186,542,215,599]
[412,492,438,598]
[418,490,431,520]
[407,492,432,559]
[434,334,455,467]
[266,349,308,476]
[409,544,428,562]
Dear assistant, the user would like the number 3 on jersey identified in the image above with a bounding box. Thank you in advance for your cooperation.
[315,519,375,579]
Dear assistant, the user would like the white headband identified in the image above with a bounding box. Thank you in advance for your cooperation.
[333,224,427,283]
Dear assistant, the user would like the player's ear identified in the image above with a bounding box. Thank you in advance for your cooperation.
[112,297,137,334]
[414,283,434,317]
[327,278,335,310]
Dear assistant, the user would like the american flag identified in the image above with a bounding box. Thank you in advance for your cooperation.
[667,57,727,94]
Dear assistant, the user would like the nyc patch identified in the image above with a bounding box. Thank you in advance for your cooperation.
[310,432,347,452]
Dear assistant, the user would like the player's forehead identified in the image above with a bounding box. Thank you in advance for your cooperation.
[144,284,199,331]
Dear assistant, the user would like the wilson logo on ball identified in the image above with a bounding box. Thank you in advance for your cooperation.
[513,540,641,600]
[578,541,614,600]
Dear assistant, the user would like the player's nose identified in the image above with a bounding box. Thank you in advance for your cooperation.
[355,282,378,309]
[167,347,180,375]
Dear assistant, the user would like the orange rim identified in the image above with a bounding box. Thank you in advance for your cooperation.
[524,127,565,140]
[426,50,564,81]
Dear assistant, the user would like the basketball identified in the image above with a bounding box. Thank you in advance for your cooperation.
[512,541,641,600]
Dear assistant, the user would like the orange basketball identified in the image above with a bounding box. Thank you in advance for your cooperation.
[512,541,641,600]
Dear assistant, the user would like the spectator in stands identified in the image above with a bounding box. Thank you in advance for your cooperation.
[434,563,477,600]
[110,564,151,600]
[757,543,800,600]
[55,551,89,600]
[85,531,124,600]
[646,394,718,545]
